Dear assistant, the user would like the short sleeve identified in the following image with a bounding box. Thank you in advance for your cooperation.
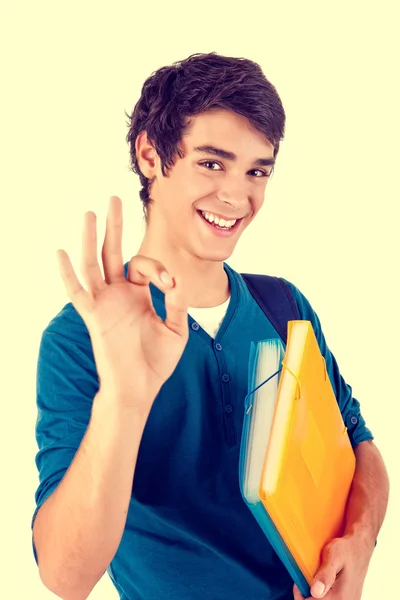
[31,302,100,565]
[282,279,374,449]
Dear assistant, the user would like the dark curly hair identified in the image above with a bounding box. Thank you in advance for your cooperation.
[125,52,286,220]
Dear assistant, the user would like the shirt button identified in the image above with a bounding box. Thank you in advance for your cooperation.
[191,322,200,331]
[222,374,230,382]
[215,343,222,351]
[350,415,358,425]
[225,405,233,413]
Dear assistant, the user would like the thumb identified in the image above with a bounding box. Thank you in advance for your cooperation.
[163,274,189,338]
[311,541,344,598]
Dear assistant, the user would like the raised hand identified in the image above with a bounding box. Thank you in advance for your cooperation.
[56,195,189,410]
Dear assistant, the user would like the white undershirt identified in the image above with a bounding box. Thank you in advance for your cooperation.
[188,296,231,338]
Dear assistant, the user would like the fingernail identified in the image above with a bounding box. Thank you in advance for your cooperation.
[311,581,325,597]
[160,271,172,285]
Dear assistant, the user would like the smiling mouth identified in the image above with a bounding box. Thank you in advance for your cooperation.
[197,210,243,230]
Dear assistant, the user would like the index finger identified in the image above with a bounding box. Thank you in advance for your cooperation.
[292,583,307,600]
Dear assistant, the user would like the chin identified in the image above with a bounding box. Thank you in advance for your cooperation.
[195,244,237,263]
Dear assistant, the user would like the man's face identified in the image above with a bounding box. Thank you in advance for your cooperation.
[146,108,276,262]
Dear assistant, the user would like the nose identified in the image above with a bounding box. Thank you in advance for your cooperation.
[217,182,249,214]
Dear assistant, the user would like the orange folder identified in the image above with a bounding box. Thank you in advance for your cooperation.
[258,321,356,584]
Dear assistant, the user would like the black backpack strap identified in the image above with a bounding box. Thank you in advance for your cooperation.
[241,273,300,344]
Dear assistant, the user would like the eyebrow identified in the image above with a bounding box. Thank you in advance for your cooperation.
[193,145,275,167]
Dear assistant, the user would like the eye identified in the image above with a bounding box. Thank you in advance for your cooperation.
[250,169,270,178]
[199,161,273,178]
[199,160,222,171]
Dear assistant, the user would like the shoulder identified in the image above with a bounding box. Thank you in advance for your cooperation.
[40,301,91,350]
[279,277,320,323]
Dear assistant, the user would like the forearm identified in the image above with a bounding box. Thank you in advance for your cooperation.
[343,440,389,553]
[33,388,152,600]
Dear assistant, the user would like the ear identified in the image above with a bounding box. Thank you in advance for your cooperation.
[135,131,159,179]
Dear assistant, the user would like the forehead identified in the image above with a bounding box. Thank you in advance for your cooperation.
[182,109,275,157]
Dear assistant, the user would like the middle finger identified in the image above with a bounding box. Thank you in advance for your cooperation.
[102,196,125,284]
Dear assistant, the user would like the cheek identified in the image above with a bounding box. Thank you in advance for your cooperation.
[173,181,215,215]
[248,190,266,220]
[182,171,216,199]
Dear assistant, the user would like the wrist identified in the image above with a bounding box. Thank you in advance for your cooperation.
[94,385,156,418]
[343,523,377,558]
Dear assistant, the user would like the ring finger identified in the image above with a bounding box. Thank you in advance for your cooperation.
[81,211,107,295]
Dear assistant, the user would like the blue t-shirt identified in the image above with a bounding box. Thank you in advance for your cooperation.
[32,262,373,599]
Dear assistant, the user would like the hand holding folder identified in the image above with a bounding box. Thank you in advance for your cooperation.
[239,321,356,598]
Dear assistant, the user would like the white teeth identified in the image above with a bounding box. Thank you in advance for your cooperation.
[201,211,237,228]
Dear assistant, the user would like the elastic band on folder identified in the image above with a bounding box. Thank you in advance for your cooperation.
[281,361,301,399]
[322,356,327,381]
[245,367,283,413]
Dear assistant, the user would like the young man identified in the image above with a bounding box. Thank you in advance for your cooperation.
[32,53,389,600]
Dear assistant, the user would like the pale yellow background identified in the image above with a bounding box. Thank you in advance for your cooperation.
[1,1,399,598]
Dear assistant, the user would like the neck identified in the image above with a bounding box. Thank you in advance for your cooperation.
[137,222,230,309]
